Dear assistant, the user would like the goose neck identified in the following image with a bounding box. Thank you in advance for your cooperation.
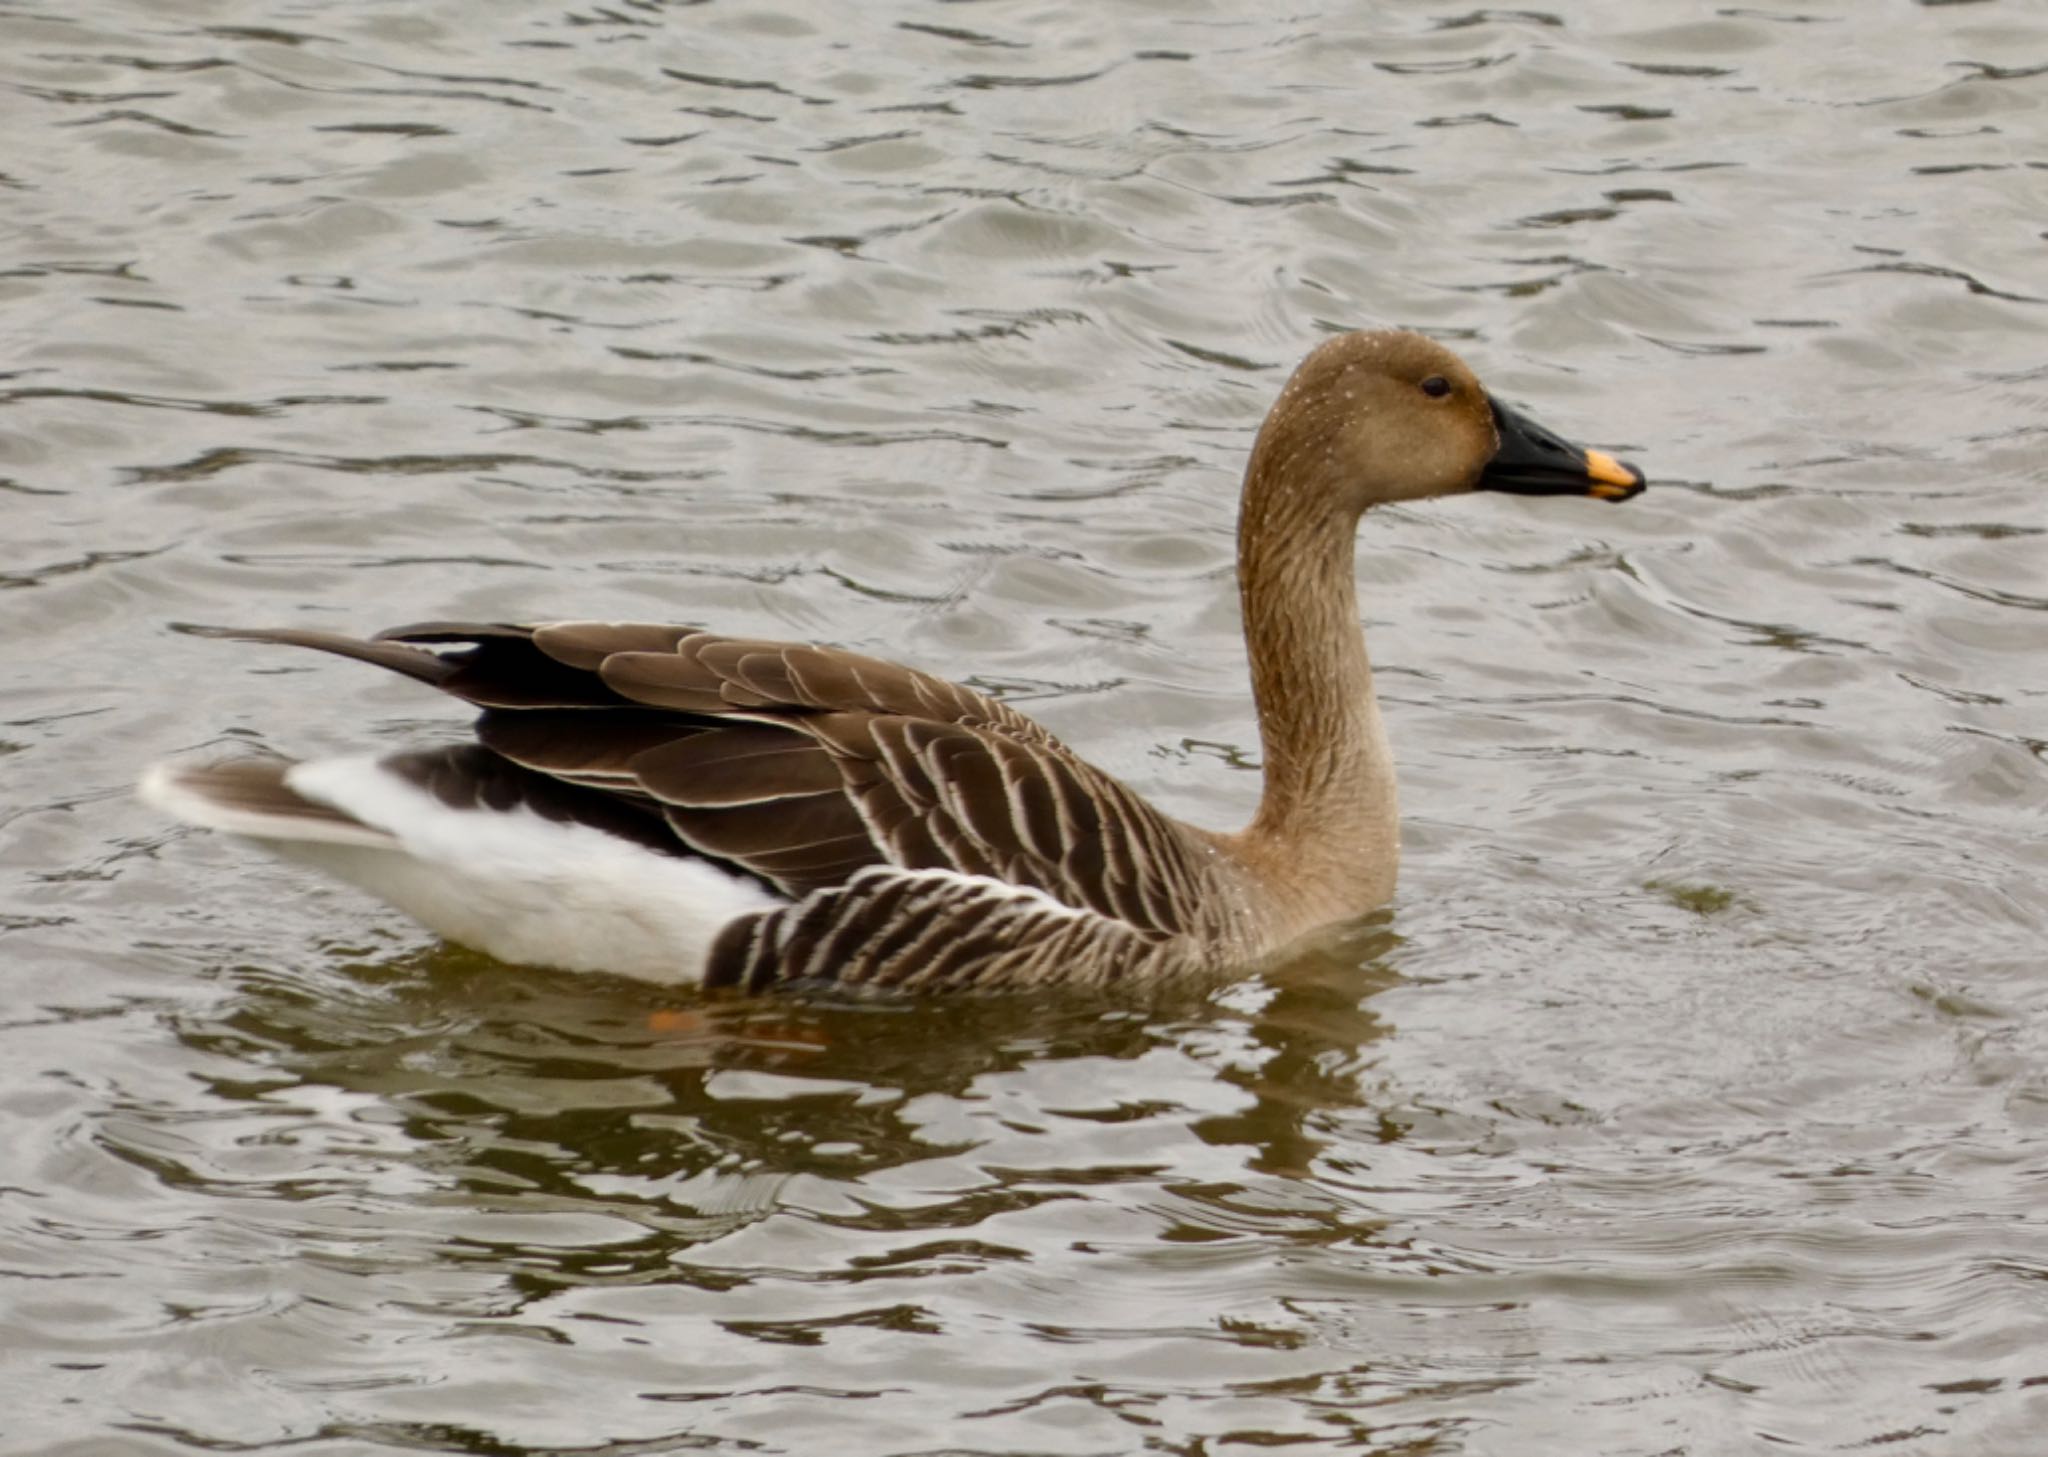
[1234,456,1398,903]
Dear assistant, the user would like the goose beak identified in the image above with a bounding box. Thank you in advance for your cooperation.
[1478,397,1645,502]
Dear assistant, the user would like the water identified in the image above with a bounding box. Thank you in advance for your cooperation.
[5,0,2046,1452]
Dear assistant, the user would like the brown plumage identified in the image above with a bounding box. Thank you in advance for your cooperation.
[144,330,1644,991]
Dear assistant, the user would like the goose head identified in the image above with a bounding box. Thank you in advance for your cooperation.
[1249,329,1644,517]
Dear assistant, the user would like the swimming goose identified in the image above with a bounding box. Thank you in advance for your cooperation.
[142,330,1644,992]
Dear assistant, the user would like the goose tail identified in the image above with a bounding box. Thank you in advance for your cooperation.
[141,758,399,849]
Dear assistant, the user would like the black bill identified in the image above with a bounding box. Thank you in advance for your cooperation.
[1479,396,1645,502]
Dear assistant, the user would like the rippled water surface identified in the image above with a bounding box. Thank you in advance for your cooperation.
[6,1,2047,1452]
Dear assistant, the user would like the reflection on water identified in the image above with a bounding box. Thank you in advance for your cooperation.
[5,0,2048,1452]
[178,923,1398,1220]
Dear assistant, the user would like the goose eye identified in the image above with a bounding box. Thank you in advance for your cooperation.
[1420,376,1451,399]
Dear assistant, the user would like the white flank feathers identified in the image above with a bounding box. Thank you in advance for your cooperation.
[145,756,781,983]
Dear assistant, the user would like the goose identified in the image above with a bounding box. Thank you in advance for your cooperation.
[142,330,1644,992]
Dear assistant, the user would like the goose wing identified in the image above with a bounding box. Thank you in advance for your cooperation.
[219,622,1225,948]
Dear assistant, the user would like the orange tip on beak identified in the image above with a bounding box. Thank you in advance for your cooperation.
[1585,449,1645,499]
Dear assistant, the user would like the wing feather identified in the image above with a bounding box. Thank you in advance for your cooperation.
[632,725,844,806]
[594,650,734,714]
[219,619,1227,960]
[530,621,695,669]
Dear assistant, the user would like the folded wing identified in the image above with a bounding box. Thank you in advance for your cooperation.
[210,621,1228,979]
